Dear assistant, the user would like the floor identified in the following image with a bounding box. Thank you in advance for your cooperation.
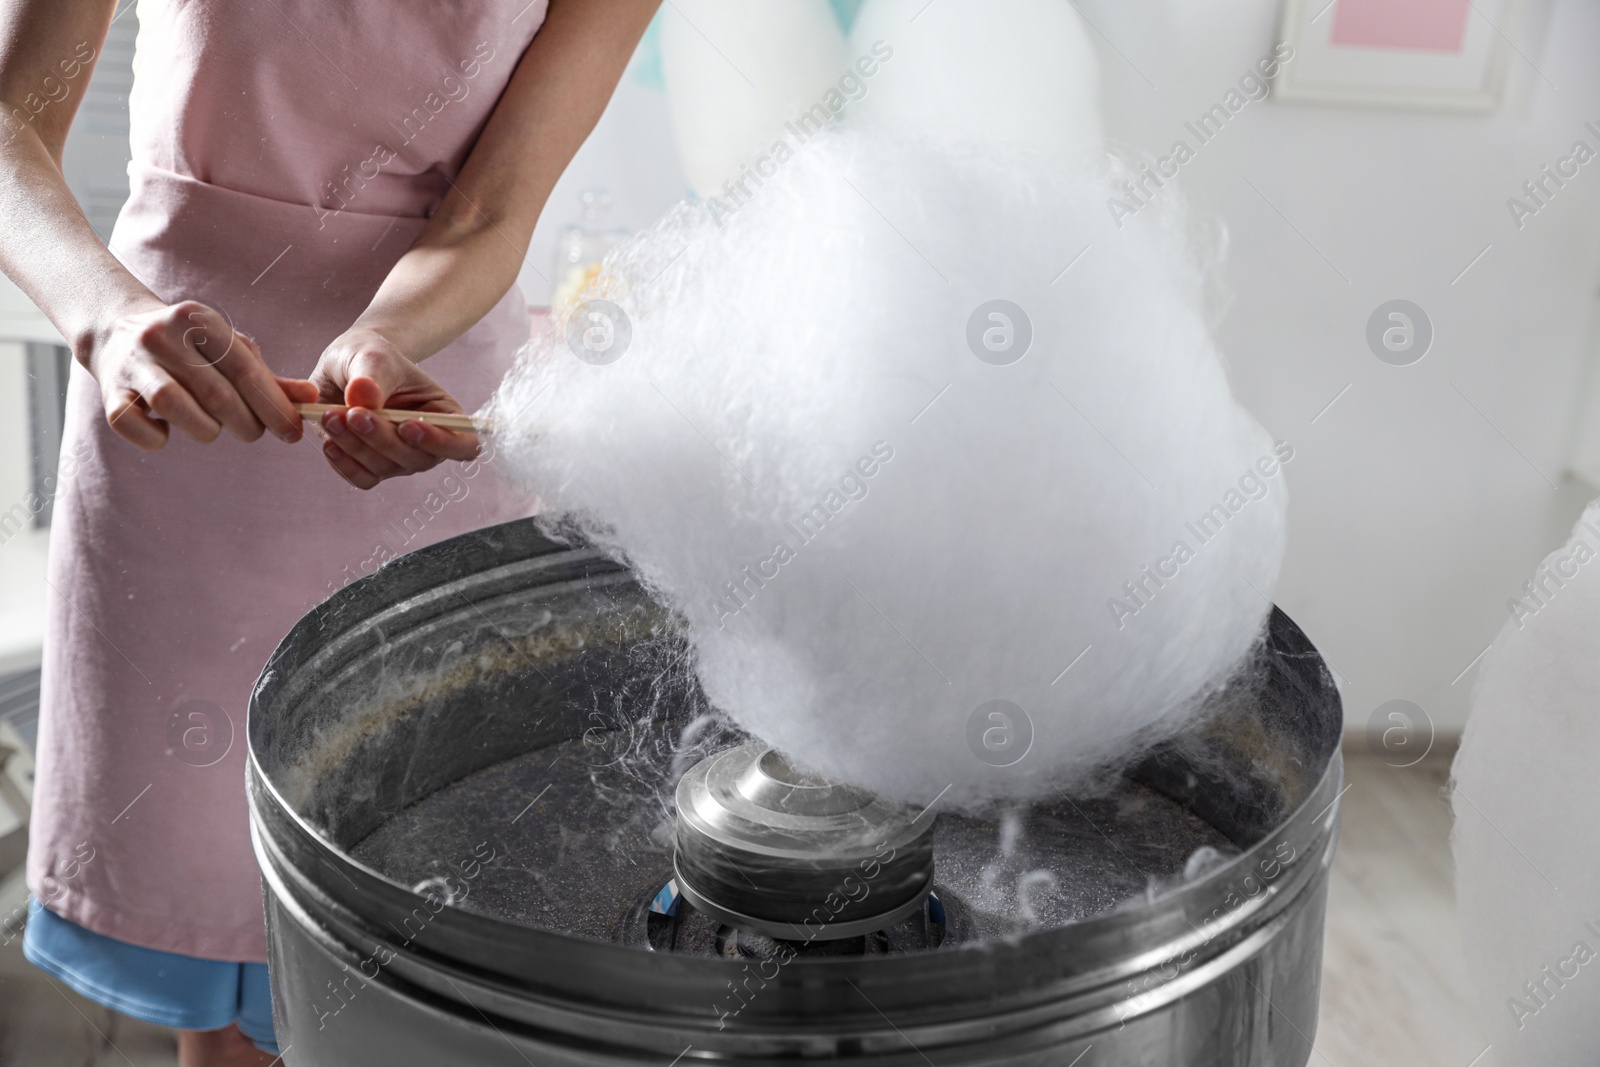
[0,745,1489,1067]
[1312,744,1496,1067]
[0,868,179,1066]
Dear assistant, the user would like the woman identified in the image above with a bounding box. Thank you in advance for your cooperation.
[0,1,659,1062]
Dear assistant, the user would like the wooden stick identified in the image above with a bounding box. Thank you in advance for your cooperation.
[294,403,485,433]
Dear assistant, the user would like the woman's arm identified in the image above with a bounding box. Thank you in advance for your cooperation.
[313,0,661,489]
[0,1,311,448]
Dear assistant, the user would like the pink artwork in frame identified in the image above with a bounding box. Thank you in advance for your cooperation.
[1330,0,1472,53]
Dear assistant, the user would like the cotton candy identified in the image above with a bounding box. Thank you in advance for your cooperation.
[489,128,1285,807]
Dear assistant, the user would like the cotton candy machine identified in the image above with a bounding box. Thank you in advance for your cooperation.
[248,519,1342,1065]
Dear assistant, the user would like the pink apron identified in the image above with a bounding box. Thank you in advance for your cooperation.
[27,0,550,962]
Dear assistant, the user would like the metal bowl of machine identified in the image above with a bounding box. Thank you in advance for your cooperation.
[248,518,1343,1066]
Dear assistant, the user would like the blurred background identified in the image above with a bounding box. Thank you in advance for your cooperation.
[1,0,1591,1063]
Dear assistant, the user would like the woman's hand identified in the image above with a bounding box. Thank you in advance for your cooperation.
[308,327,480,490]
[85,299,315,450]
[281,0,657,491]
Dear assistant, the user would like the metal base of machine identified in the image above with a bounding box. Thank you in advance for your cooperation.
[617,879,975,957]
[671,872,932,942]
[260,856,1332,1066]
[249,519,1344,1066]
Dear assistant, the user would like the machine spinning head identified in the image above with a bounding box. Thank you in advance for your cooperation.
[673,742,937,941]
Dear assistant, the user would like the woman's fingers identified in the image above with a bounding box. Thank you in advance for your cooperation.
[328,407,441,475]
[168,303,270,442]
[309,330,481,487]
[213,332,307,443]
[320,410,414,483]
[276,376,321,404]
[104,386,170,451]
[342,373,390,413]
[395,419,481,463]
[89,299,312,453]
[321,438,382,490]
[124,362,222,444]
[165,358,263,442]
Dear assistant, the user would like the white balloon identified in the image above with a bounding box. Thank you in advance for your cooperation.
[848,0,1104,165]
[660,0,846,198]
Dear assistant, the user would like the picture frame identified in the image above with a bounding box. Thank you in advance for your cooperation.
[1273,0,1519,113]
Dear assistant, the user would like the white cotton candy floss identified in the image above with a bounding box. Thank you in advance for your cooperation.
[1453,500,1600,1065]
[488,129,1286,808]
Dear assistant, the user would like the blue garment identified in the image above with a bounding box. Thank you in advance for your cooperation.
[22,899,279,1055]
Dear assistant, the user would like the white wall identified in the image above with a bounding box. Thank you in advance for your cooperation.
[1079,0,1600,734]
[0,341,49,676]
